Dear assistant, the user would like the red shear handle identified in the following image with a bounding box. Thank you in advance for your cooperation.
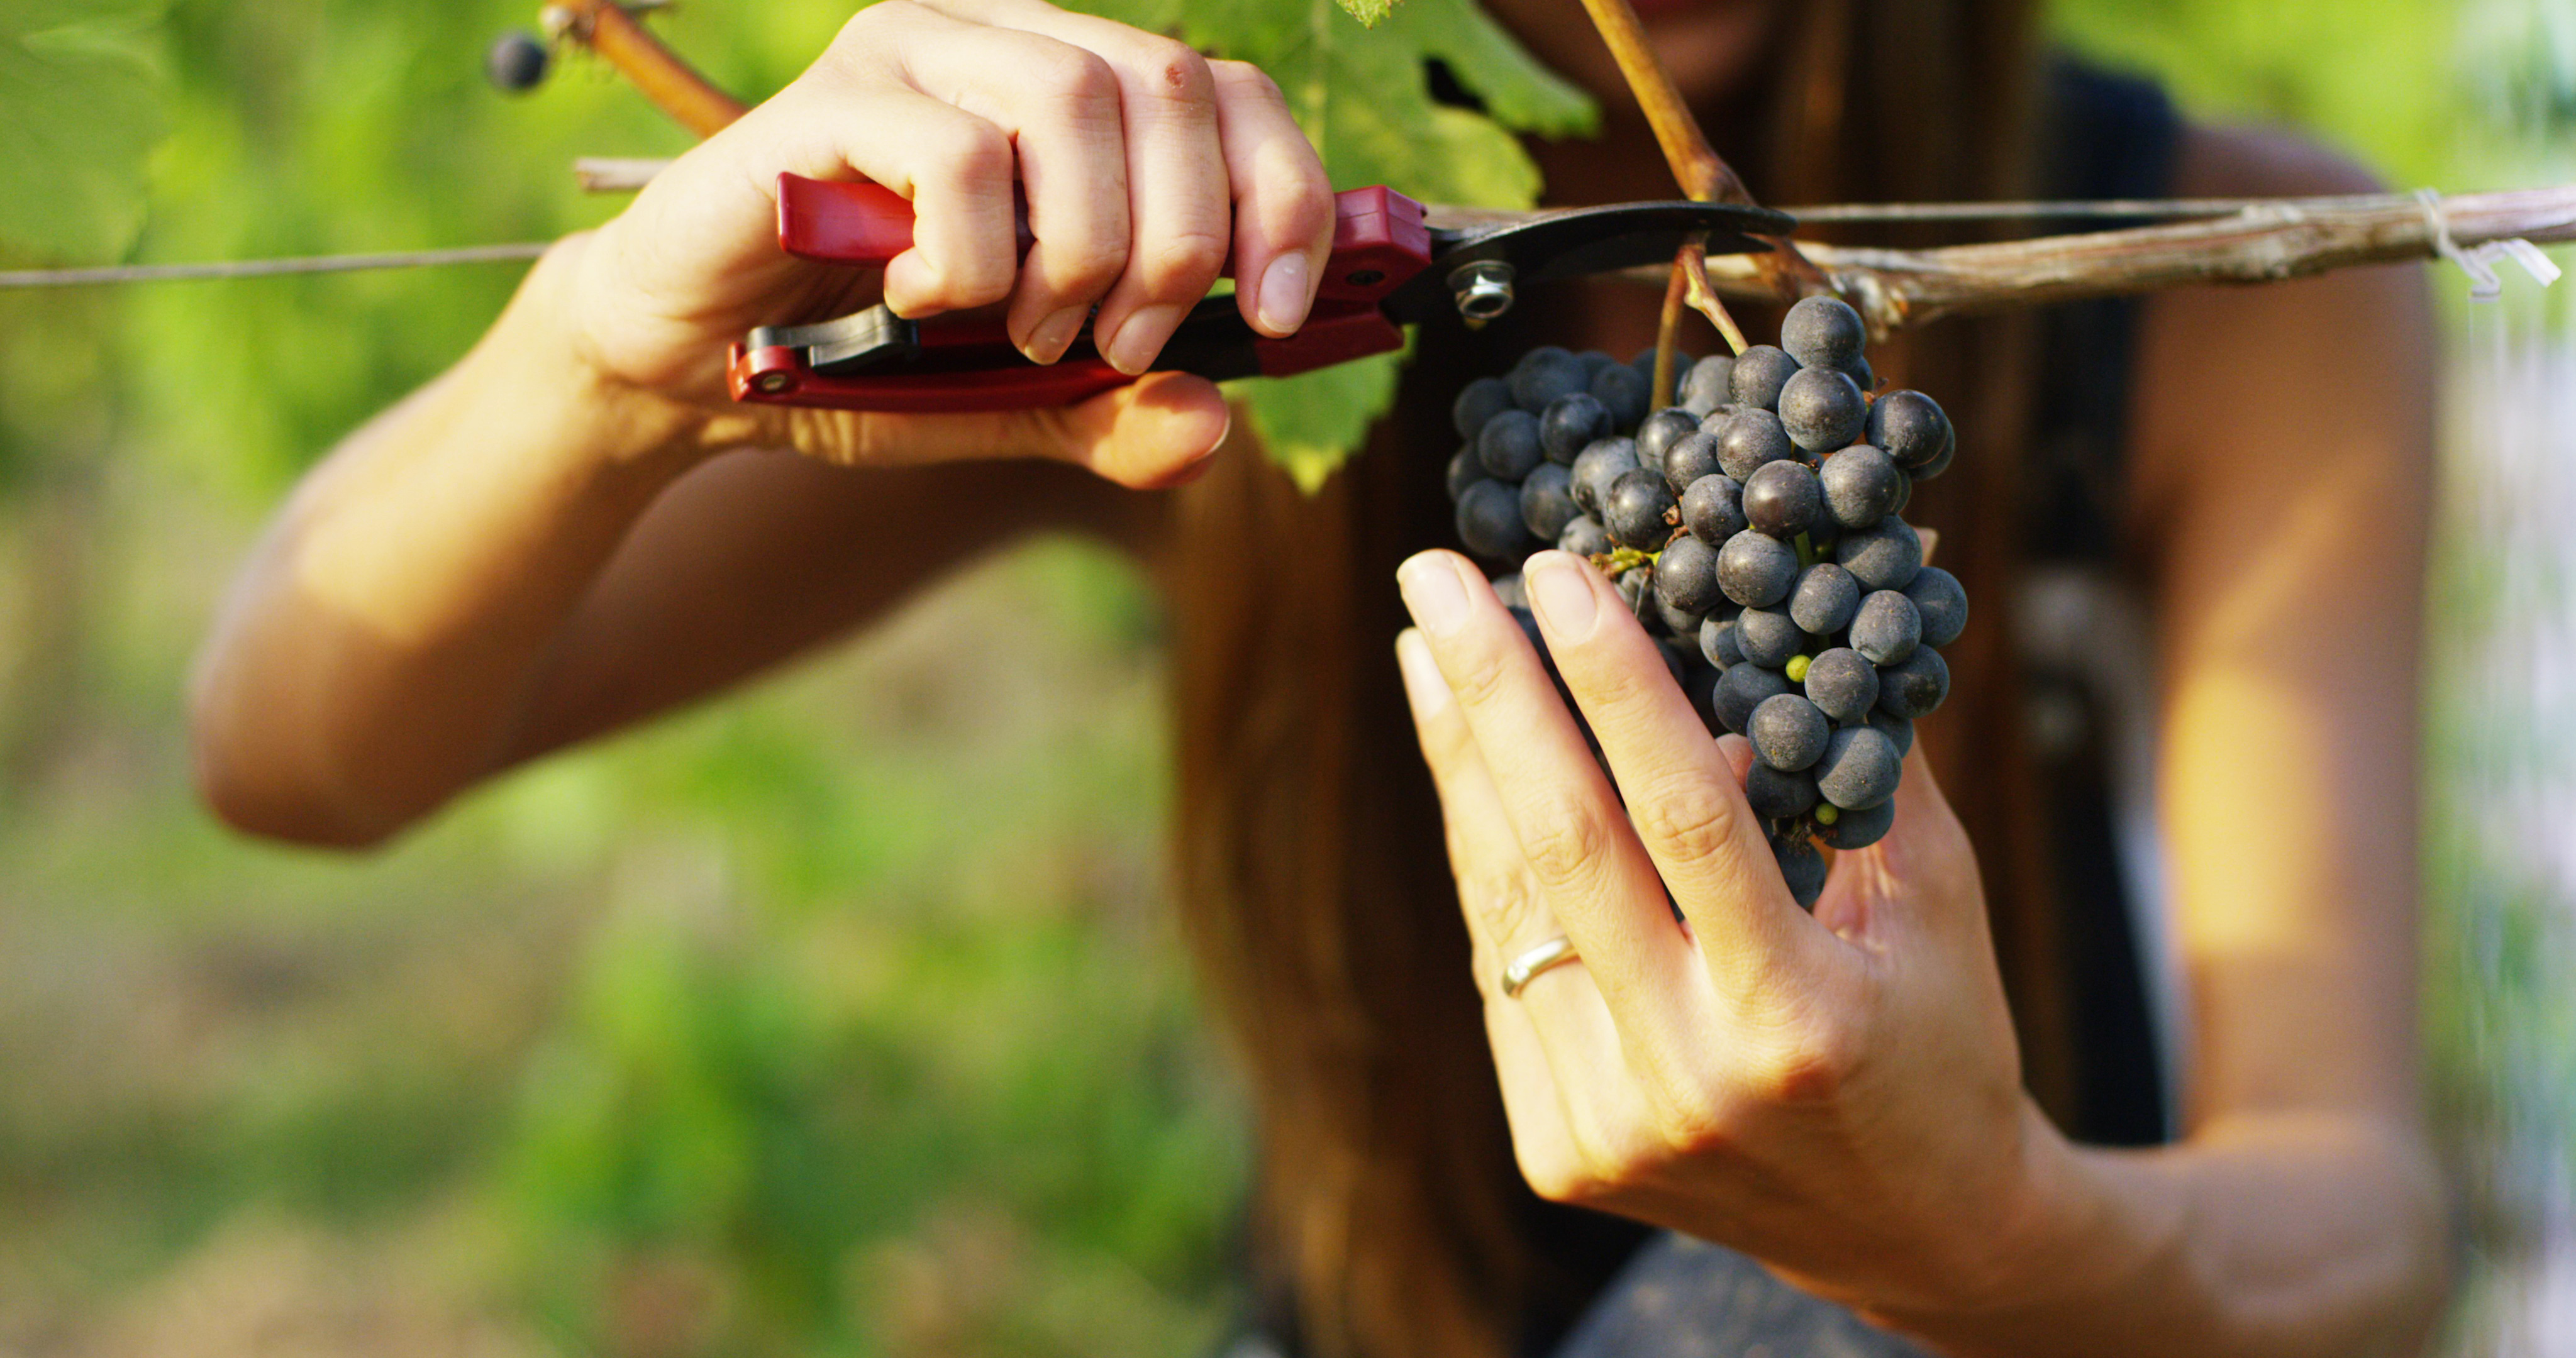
[772,174,1432,303]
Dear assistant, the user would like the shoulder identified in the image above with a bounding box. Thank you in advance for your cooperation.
[2168,121,2387,198]
[2125,121,2434,532]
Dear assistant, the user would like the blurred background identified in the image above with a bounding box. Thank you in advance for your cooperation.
[0,0,2568,1354]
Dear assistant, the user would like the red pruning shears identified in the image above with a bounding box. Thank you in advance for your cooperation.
[726,174,1795,413]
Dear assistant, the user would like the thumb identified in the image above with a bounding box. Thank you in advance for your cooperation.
[728,370,1231,489]
[1033,372,1233,489]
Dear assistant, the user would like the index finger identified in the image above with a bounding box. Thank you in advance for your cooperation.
[1514,551,1841,993]
[1394,551,1709,1030]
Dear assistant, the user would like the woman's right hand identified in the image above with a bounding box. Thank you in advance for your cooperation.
[567,0,1336,487]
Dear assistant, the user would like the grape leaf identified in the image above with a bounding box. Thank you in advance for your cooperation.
[1075,0,1592,483]
[1226,345,1407,494]
[0,0,170,262]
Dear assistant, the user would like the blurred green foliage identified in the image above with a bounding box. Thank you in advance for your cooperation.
[0,0,2566,1354]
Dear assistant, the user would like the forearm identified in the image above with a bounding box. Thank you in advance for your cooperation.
[1877,1108,2450,1357]
[190,233,713,845]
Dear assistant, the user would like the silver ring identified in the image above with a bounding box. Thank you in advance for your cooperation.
[1501,935,1579,998]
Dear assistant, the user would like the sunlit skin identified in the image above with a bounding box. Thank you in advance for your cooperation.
[189,0,2446,1350]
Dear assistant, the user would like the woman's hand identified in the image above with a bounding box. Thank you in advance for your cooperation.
[1393,548,2110,1329]
[569,0,1335,487]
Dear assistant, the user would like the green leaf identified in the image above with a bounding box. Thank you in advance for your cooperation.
[1071,0,1590,483]
[1379,0,1593,137]
[1229,346,1407,494]
[0,0,170,262]
[1336,0,1396,30]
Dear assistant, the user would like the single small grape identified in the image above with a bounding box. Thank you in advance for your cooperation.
[1615,569,1659,631]
[1818,444,1903,528]
[1716,530,1799,608]
[1778,367,1867,453]
[1678,354,1736,416]
[1653,533,1726,616]
[1712,661,1790,734]
[1519,463,1582,542]
[1653,590,1705,640]
[1876,646,1950,719]
[486,30,552,92]
[1456,478,1536,561]
[1712,408,1796,481]
[1815,798,1895,849]
[1746,762,1819,820]
[1453,377,1513,441]
[1816,726,1903,810]
[1729,345,1802,411]
[1635,407,1701,477]
[1787,561,1862,636]
[1750,693,1830,771]
[1904,566,1969,648]
[1629,346,1695,406]
[1771,831,1827,910]
[1781,295,1867,371]
[1785,653,1812,683]
[1603,470,1680,551]
[1814,804,1840,825]
[1540,392,1613,463]
[1680,473,1747,546]
[1446,446,1486,503]
[1865,389,1954,471]
[1700,612,1745,670]
[1557,514,1614,558]
[1662,431,1723,495]
[1838,517,1923,592]
[1590,363,1650,430]
[1478,408,1545,480]
[1733,606,1803,668]
[1511,347,1589,411]
[1804,646,1879,722]
[1850,590,1923,665]
[1569,438,1640,515]
[1743,459,1823,539]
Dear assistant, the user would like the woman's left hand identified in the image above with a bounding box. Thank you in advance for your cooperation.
[1394,546,2099,1327]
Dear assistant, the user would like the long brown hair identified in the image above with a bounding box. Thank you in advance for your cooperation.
[1166,3,2062,1352]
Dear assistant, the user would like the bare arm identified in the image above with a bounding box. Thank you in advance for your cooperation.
[2004,123,2450,1354]
[190,0,1340,847]
[189,240,1192,847]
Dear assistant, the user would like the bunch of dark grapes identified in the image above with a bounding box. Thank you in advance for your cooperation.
[1445,296,1966,910]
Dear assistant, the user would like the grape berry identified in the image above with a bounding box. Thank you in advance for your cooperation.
[1443,296,1967,910]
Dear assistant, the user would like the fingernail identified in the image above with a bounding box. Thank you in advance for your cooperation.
[1103,302,1185,375]
[1256,253,1311,334]
[1395,630,1452,719]
[1023,306,1087,365]
[1397,554,1470,636]
[1526,553,1601,641]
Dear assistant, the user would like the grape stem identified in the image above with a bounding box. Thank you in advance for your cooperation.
[1679,242,1750,356]
[543,1,747,136]
[1652,255,1688,404]
[1564,0,1825,305]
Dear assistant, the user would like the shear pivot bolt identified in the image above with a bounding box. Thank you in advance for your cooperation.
[755,372,792,394]
[1449,261,1515,325]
